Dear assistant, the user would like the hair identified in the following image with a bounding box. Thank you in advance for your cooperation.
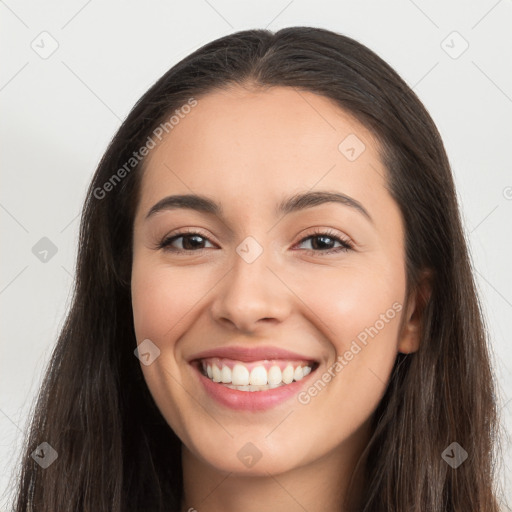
[9,26,503,511]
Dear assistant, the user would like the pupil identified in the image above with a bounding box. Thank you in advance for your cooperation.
[184,235,204,250]
[313,235,333,250]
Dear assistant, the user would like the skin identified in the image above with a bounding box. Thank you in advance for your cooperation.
[131,85,426,512]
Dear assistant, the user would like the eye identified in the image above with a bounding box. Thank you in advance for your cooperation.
[156,228,354,256]
[157,230,215,253]
[294,228,354,256]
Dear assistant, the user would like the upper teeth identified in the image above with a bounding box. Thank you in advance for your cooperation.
[201,359,312,387]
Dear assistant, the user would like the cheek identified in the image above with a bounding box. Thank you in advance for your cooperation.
[131,260,212,342]
[296,263,404,394]
[298,262,404,346]
[130,259,212,440]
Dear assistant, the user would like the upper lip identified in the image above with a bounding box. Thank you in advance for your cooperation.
[189,345,318,363]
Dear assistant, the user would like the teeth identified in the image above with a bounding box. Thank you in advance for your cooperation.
[249,366,267,386]
[221,365,231,384]
[212,364,221,382]
[282,365,294,384]
[201,360,314,389]
[232,364,250,386]
[267,365,282,386]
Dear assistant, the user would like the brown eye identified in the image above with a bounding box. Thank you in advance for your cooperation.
[158,231,215,253]
[295,229,354,255]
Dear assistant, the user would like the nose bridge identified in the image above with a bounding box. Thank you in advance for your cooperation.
[211,234,290,332]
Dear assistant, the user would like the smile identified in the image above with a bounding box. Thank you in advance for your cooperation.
[199,357,316,391]
[191,358,320,411]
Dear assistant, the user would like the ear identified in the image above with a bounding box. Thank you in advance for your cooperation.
[397,270,433,354]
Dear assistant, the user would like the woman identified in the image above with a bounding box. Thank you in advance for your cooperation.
[11,26,502,511]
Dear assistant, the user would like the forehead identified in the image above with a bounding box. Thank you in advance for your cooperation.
[137,86,388,220]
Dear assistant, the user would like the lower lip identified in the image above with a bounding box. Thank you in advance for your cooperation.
[192,362,318,411]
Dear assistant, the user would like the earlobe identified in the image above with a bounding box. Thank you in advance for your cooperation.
[397,271,433,354]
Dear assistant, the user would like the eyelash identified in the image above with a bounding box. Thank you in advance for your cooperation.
[156,227,354,256]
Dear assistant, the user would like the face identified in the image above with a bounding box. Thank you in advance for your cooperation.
[131,85,421,478]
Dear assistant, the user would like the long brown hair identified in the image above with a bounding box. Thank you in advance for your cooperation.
[9,26,502,511]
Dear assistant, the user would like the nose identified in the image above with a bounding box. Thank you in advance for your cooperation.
[210,246,292,335]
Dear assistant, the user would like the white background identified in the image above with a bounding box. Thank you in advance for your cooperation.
[1,0,511,509]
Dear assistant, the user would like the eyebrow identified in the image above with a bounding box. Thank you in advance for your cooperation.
[144,190,373,224]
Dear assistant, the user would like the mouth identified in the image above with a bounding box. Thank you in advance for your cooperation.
[193,357,320,392]
[189,349,320,412]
